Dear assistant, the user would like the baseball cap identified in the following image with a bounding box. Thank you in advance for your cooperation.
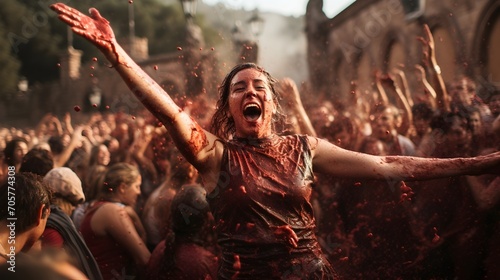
[43,167,85,205]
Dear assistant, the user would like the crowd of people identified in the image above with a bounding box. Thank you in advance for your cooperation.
[1,3,500,279]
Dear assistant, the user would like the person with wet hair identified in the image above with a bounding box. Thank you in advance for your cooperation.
[79,162,150,279]
[51,4,500,278]
[142,149,199,251]
[146,184,218,280]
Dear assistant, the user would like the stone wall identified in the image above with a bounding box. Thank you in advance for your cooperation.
[306,0,500,105]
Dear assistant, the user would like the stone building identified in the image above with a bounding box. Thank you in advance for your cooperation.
[305,0,500,105]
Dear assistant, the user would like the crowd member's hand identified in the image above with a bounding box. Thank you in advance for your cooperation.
[63,112,74,134]
[277,78,317,137]
[278,78,301,108]
[414,64,437,109]
[417,24,436,67]
[51,3,117,56]
[82,125,97,146]
[417,24,450,112]
[392,66,414,108]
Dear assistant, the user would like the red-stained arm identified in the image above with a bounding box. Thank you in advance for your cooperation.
[50,4,223,191]
[310,136,500,181]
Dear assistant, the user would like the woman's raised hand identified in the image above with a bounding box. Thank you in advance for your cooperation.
[50,3,116,54]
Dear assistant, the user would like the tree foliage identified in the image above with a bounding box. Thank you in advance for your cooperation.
[0,0,221,99]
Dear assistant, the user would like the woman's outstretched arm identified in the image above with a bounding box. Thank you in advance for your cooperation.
[310,136,500,182]
[50,4,223,182]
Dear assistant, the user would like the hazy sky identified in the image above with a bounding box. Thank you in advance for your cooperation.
[201,0,355,18]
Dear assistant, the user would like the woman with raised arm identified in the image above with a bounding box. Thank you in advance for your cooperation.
[51,4,500,279]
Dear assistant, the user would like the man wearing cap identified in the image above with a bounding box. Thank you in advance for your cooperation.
[42,167,103,280]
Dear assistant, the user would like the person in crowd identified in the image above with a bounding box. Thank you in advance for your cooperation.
[34,113,65,143]
[0,173,51,259]
[41,167,103,280]
[0,137,29,184]
[84,143,110,194]
[51,4,500,278]
[72,165,106,230]
[19,147,54,176]
[408,108,487,279]
[142,149,199,250]
[483,88,500,137]
[368,104,416,156]
[1,173,85,278]
[467,146,500,279]
[79,162,150,279]
[410,103,435,149]
[146,184,218,280]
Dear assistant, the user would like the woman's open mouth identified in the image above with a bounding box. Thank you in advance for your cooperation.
[243,104,262,121]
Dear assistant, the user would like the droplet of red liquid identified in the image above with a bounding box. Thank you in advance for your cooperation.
[400,181,412,192]
[240,186,247,194]
[211,47,215,51]
[92,57,98,62]
[90,73,94,77]
[177,47,182,51]
[132,116,136,120]
[432,233,440,243]
[354,182,362,187]
[129,0,133,3]
[233,255,241,270]
[92,104,97,108]
[90,66,95,70]
[153,65,158,70]
[57,63,61,67]
[73,105,81,112]
[105,105,110,109]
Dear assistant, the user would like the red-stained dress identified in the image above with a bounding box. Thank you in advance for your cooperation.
[207,134,338,279]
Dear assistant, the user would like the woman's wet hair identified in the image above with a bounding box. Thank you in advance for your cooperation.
[170,184,210,235]
[210,63,286,139]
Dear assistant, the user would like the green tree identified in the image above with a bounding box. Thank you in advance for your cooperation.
[0,0,63,89]
[0,0,221,101]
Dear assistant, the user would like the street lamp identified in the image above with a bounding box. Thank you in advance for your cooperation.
[231,21,245,43]
[231,11,265,63]
[180,0,198,20]
[247,11,265,40]
[18,77,28,93]
[179,0,204,97]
